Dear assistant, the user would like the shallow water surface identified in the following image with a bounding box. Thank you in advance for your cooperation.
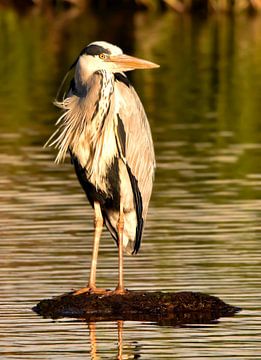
[0,7,261,359]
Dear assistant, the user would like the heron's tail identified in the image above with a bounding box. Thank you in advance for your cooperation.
[103,209,144,255]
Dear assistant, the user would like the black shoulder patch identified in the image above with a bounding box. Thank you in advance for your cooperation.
[69,78,77,95]
[114,72,130,87]
[81,44,111,56]
[116,114,126,157]
[126,164,144,254]
[68,77,87,97]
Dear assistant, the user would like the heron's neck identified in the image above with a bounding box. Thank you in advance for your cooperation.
[90,70,114,126]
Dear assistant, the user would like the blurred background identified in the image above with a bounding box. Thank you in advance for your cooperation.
[0,1,261,359]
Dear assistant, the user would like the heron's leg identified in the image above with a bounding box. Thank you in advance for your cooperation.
[88,201,103,288]
[115,203,125,294]
[73,201,104,295]
[88,322,97,359]
[117,320,124,359]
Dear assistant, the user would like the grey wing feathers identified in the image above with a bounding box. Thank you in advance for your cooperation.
[116,81,156,220]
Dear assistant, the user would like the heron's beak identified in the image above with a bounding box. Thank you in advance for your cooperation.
[108,54,159,72]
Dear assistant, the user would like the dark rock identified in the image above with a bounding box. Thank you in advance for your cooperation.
[33,290,240,326]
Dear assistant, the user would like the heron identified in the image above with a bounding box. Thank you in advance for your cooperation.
[46,41,159,294]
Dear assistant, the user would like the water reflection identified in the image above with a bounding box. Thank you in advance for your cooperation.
[0,5,261,360]
[88,321,126,360]
[88,321,141,360]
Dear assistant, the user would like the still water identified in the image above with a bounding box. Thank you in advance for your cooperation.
[0,6,261,359]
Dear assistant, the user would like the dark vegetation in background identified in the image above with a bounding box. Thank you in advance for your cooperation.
[1,0,261,15]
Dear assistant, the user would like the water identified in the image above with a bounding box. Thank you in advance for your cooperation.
[0,6,261,359]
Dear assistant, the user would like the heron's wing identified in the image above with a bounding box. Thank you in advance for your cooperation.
[115,76,155,252]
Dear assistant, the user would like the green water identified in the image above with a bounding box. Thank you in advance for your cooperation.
[0,6,260,359]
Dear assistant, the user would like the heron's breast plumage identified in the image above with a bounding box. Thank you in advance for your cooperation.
[76,118,118,195]
[48,71,119,196]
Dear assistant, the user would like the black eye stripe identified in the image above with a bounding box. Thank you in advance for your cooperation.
[81,44,111,56]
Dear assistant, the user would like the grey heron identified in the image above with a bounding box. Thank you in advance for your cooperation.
[46,41,159,294]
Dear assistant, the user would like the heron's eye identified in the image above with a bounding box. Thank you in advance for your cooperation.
[99,53,107,60]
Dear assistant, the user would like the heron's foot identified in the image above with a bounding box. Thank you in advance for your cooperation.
[72,285,128,296]
[109,286,127,295]
[72,286,108,296]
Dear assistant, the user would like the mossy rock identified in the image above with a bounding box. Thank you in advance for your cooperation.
[33,290,241,326]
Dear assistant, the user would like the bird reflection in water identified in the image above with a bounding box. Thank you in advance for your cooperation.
[88,321,141,359]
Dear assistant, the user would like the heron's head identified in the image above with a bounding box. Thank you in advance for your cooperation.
[74,41,159,83]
